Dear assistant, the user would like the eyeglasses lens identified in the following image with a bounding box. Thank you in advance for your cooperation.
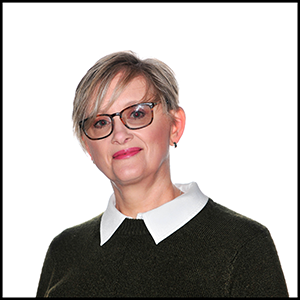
[122,104,152,129]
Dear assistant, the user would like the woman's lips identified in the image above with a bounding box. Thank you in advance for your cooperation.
[113,147,143,160]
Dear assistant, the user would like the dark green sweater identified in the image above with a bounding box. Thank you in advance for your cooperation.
[36,199,288,297]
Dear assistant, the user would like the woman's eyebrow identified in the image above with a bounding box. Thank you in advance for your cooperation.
[96,99,148,115]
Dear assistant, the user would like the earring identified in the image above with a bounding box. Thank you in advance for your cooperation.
[174,142,177,148]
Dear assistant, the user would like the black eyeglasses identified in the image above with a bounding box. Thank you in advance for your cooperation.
[80,102,158,140]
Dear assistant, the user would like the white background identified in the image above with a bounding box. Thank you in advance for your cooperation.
[3,3,297,297]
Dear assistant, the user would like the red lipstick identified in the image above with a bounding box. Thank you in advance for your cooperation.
[113,147,142,160]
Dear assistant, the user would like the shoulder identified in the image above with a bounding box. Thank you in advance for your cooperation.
[48,213,103,258]
[191,199,271,247]
[59,213,103,238]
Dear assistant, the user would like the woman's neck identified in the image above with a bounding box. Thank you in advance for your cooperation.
[111,176,181,218]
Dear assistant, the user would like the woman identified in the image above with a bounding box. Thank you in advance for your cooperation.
[37,51,288,297]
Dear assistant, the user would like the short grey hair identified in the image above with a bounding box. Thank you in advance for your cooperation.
[72,50,180,151]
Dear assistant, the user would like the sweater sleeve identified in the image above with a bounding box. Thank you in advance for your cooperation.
[229,227,289,297]
[36,244,55,297]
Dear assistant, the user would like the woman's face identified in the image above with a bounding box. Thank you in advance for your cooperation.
[83,75,181,187]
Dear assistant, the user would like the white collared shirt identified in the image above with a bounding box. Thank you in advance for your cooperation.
[100,182,209,246]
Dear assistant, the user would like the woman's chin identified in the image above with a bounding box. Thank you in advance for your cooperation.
[112,167,145,186]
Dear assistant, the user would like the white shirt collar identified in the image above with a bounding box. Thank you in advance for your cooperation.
[100,182,208,246]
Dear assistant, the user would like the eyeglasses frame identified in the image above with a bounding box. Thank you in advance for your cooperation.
[80,102,158,140]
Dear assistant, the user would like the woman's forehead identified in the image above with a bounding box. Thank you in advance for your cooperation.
[88,74,154,115]
[104,74,147,103]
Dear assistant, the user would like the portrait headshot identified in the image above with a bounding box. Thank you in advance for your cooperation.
[3,3,297,297]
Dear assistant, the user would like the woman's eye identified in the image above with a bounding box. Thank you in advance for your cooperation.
[130,110,145,119]
[94,119,110,128]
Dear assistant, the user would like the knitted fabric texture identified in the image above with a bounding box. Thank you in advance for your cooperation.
[36,199,288,297]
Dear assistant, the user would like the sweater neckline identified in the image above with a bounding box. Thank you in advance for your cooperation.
[115,218,149,235]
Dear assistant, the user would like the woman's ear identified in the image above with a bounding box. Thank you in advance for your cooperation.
[169,107,186,146]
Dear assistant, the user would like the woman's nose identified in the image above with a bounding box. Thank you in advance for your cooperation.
[111,117,133,145]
